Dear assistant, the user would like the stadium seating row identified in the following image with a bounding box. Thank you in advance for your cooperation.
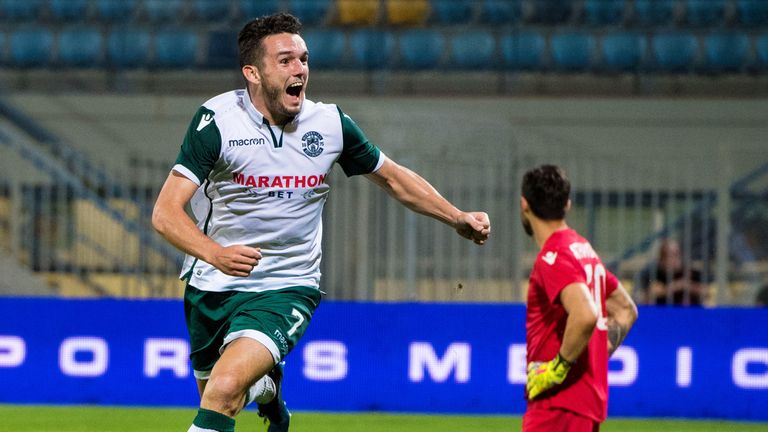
[1,26,767,73]
[1,0,768,28]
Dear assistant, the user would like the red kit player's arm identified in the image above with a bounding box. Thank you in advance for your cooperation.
[558,282,599,363]
[605,282,638,356]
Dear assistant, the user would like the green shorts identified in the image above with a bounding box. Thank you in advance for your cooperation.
[184,284,322,378]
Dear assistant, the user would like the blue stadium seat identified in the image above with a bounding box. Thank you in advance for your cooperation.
[302,29,346,69]
[206,31,238,69]
[58,27,103,67]
[349,30,395,69]
[142,0,184,22]
[582,0,626,26]
[288,0,332,26]
[633,0,676,27]
[0,33,5,65]
[398,30,445,70]
[756,33,768,70]
[431,0,474,24]
[9,28,53,67]
[736,0,768,27]
[651,32,699,72]
[601,32,646,72]
[153,30,198,68]
[501,31,546,70]
[0,0,44,21]
[48,0,89,22]
[449,31,495,70]
[479,0,521,25]
[239,0,280,19]
[527,0,573,25]
[684,0,726,27]
[95,0,137,22]
[702,32,749,73]
[106,28,150,68]
[191,0,231,22]
[550,31,595,71]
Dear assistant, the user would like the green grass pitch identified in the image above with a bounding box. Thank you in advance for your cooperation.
[2,405,766,432]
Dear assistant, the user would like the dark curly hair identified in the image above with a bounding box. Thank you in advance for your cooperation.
[238,13,303,68]
[521,164,571,220]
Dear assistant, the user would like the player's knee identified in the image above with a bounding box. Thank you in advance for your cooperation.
[203,374,248,416]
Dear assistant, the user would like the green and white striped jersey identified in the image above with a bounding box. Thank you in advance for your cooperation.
[173,89,384,292]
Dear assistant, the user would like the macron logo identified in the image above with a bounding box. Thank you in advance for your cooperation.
[196,113,213,131]
[542,251,558,265]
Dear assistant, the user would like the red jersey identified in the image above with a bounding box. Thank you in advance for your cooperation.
[525,228,618,422]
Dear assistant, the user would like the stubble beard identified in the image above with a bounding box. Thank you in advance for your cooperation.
[263,79,300,124]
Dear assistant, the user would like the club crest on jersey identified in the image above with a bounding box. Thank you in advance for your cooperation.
[302,131,324,157]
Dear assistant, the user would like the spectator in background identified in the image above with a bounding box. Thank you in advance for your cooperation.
[756,285,768,307]
[638,238,705,306]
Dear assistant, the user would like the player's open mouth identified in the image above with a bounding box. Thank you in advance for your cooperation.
[286,82,303,97]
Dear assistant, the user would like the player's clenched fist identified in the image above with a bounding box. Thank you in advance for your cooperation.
[455,212,491,245]
[526,353,573,400]
[209,244,262,277]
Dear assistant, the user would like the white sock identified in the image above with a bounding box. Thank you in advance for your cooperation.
[245,375,276,405]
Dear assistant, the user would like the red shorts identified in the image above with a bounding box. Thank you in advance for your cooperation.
[522,407,600,432]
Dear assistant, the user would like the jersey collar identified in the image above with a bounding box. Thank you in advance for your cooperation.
[241,88,304,128]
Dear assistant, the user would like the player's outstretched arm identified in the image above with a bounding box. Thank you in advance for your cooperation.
[605,283,638,356]
[365,159,490,245]
[152,171,261,277]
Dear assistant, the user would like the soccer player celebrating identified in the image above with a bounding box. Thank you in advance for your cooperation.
[520,165,637,431]
[152,13,490,432]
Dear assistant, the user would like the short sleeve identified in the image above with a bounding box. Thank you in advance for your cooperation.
[537,253,587,304]
[336,107,382,176]
[605,269,619,296]
[174,106,222,184]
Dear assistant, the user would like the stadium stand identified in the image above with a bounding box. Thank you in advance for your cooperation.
[94,0,137,23]
[238,0,280,20]
[582,0,627,27]
[337,0,380,26]
[430,0,473,25]
[550,31,595,71]
[190,0,231,23]
[527,0,574,25]
[288,0,333,26]
[756,32,768,69]
[479,0,521,25]
[302,29,346,69]
[49,0,90,22]
[205,30,238,69]
[142,0,185,23]
[385,0,429,26]
[633,0,677,27]
[57,27,103,68]
[152,29,199,68]
[349,29,395,69]
[501,30,547,70]
[449,30,496,70]
[0,32,5,65]
[735,0,768,27]
[684,0,727,27]
[651,31,700,72]
[702,31,750,73]
[0,0,44,22]
[601,31,646,72]
[9,28,53,68]
[106,27,150,69]
[398,29,445,69]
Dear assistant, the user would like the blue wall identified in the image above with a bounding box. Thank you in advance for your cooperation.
[0,298,766,420]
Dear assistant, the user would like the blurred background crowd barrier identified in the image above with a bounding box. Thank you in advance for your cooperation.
[0,0,767,305]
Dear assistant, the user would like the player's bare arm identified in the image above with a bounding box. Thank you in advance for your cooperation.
[365,158,490,245]
[559,282,600,362]
[605,283,638,356]
[152,171,262,277]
